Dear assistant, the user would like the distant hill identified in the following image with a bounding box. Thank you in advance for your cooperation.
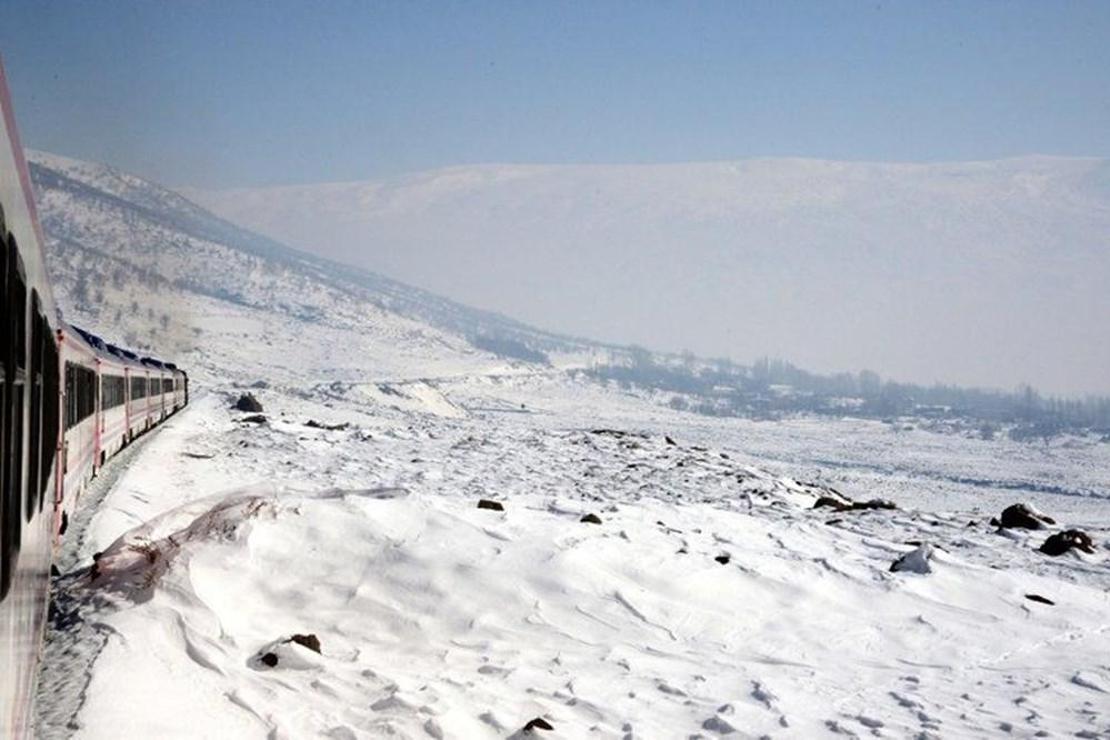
[185,157,1110,395]
[28,151,599,384]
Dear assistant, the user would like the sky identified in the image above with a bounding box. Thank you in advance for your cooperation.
[3,1,1109,395]
[1,1,1109,189]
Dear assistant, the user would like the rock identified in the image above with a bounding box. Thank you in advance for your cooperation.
[997,503,1055,530]
[477,499,504,511]
[665,435,677,446]
[715,553,731,565]
[305,419,349,431]
[1039,529,1095,556]
[240,414,267,424]
[580,513,603,524]
[289,633,321,653]
[890,544,934,574]
[522,717,553,732]
[260,652,278,667]
[1024,594,1055,605]
[234,393,264,412]
[815,495,897,512]
[852,499,897,511]
[250,379,269,389]
[702,715,737,734]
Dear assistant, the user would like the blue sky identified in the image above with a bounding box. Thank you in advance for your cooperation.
[1,0,1108,188]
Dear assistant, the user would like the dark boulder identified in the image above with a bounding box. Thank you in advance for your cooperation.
[665,436,677,446]
[580,513,603,525]
[305,419,349,431]
[1039,529,1095,556]
[477,499,505,512]
[240,414,267,424]
[715,553,731,565]
[522,717,553,732]
[1024,594,1055,605]
[234,393,264,413]
[289,633,321,653]
[852,499,897,511]
[814,496,851,512]
[260,652,278,667]
[995,503,1055,530]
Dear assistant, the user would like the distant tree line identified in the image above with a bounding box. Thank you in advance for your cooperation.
[470,334,550,365]
[585,352,1110,439]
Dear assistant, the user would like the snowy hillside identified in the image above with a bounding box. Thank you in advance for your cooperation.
[28,150,598,380]
[28,151,1110,738]
[186,158,1110,395]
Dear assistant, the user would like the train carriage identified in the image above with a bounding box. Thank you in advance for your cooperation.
[57,326,99,517]
[1,57,62,738]
[1,56,187,737]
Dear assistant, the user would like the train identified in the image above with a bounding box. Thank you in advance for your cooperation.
[1,56,188,737]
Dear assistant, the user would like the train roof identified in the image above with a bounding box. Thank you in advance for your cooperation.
[67,323,181,373]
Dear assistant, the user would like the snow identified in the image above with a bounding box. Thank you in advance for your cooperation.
[38,379,1110,739]
[28,149,1110,738]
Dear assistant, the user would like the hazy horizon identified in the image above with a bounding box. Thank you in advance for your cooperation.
[184,154,1110,398]
[4,1,1108,396]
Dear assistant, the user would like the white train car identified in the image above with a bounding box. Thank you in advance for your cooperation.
[1,55,188,737]
[1,56,62,739]
[57,326,99,519]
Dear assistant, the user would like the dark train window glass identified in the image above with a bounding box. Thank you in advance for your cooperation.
[0,216,7,600]
[102,375,125,409]
[64,361,96,429]
[40,322,57,511]
[26,292,42,521]
[2,235,27,599]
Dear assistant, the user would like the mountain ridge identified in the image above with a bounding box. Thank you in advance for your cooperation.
[182,155,1110,395]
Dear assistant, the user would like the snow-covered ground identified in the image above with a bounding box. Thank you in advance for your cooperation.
[37,367,1110,739]
[28,149,1110,738]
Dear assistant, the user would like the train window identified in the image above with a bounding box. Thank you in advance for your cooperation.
[26,292,42,521]
[130,375,147,400]
[64,362,96,429]
[2,234,27,599]
[0,216,7,600]
[102,375,125,409]
[40,322,58,511]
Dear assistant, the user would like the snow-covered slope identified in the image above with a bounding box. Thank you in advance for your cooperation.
[185,157,1110,395]
[28,151,1110,739]
[28,150,599,379]
[39,380,1110,739]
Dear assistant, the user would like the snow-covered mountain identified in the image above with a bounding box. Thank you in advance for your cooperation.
[29,150,602,386]
[185,157,1110,395]
[28,151,1110,739]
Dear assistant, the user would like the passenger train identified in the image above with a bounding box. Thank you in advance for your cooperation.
[1,57,188,736]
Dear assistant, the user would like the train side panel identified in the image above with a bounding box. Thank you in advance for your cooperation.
[1,56,61,740]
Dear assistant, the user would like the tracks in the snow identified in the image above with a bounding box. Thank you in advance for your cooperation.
[33,413,186,737]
